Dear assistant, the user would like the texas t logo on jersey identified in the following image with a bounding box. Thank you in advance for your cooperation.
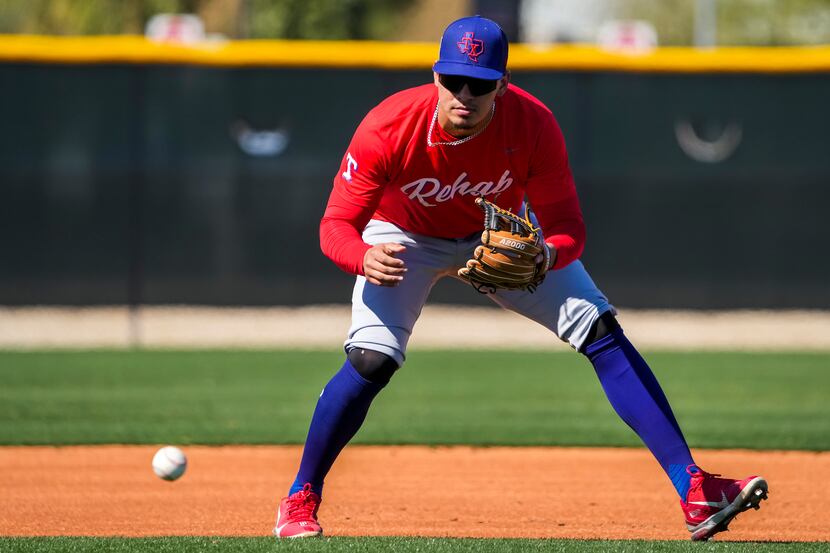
[342,152,358,182]
[457,32,484,62]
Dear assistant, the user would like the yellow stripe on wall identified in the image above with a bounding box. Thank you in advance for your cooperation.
[1,35,829,73]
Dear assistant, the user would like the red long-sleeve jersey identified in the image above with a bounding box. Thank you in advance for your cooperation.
[320,83,585,276]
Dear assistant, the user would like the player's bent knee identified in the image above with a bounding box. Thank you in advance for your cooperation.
[348,348,400,385]
[581,311,622,352]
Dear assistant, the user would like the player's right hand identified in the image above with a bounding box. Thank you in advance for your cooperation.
[363,243,407,287]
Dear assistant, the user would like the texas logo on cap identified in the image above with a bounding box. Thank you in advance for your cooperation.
[457,31,484,62]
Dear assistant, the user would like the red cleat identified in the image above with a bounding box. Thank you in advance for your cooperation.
[273,483,323,538]
[680,466,768,541]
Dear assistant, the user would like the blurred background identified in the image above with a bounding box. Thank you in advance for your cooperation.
[1,0,829,347]
[3,0,830,44]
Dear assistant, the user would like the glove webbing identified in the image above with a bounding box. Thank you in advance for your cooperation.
[481,200,538,237]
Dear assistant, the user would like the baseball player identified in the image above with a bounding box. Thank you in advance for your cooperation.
[274,16,768,541]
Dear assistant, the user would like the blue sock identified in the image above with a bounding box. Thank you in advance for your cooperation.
[584,327,695,499]
[289,359,385,497]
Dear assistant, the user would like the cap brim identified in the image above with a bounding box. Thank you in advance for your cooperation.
[433,61,504,81]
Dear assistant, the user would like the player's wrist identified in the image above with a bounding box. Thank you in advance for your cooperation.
[540,243,555,272]
[546,243,557,270]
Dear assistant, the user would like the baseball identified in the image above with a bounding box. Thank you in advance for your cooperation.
[152,446,187,481]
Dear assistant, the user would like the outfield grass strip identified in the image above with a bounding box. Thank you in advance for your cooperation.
[0,350,827,450]
[1,537,827,553]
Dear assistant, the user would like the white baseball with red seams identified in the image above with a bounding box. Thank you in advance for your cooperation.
[152,446,187,481]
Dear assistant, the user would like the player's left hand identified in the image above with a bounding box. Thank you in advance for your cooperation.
[457,198,550,294]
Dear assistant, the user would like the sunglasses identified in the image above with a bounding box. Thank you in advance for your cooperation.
[439,74,499,96]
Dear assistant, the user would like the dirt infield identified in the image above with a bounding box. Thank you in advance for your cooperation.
[1,445,827,541]
[3,306,830,350]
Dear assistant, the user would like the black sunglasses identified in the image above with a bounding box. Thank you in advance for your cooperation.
[439,74,499,96]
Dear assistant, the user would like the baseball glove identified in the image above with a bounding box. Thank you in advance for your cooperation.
[458,197,551,294]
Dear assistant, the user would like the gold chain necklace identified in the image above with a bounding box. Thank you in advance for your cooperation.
[427,101,496,147]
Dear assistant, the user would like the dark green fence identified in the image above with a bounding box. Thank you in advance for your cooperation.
[1,63,827,308]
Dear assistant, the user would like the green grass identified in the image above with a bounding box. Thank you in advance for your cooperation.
[0,537,827,553]
[0,350,828,449]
